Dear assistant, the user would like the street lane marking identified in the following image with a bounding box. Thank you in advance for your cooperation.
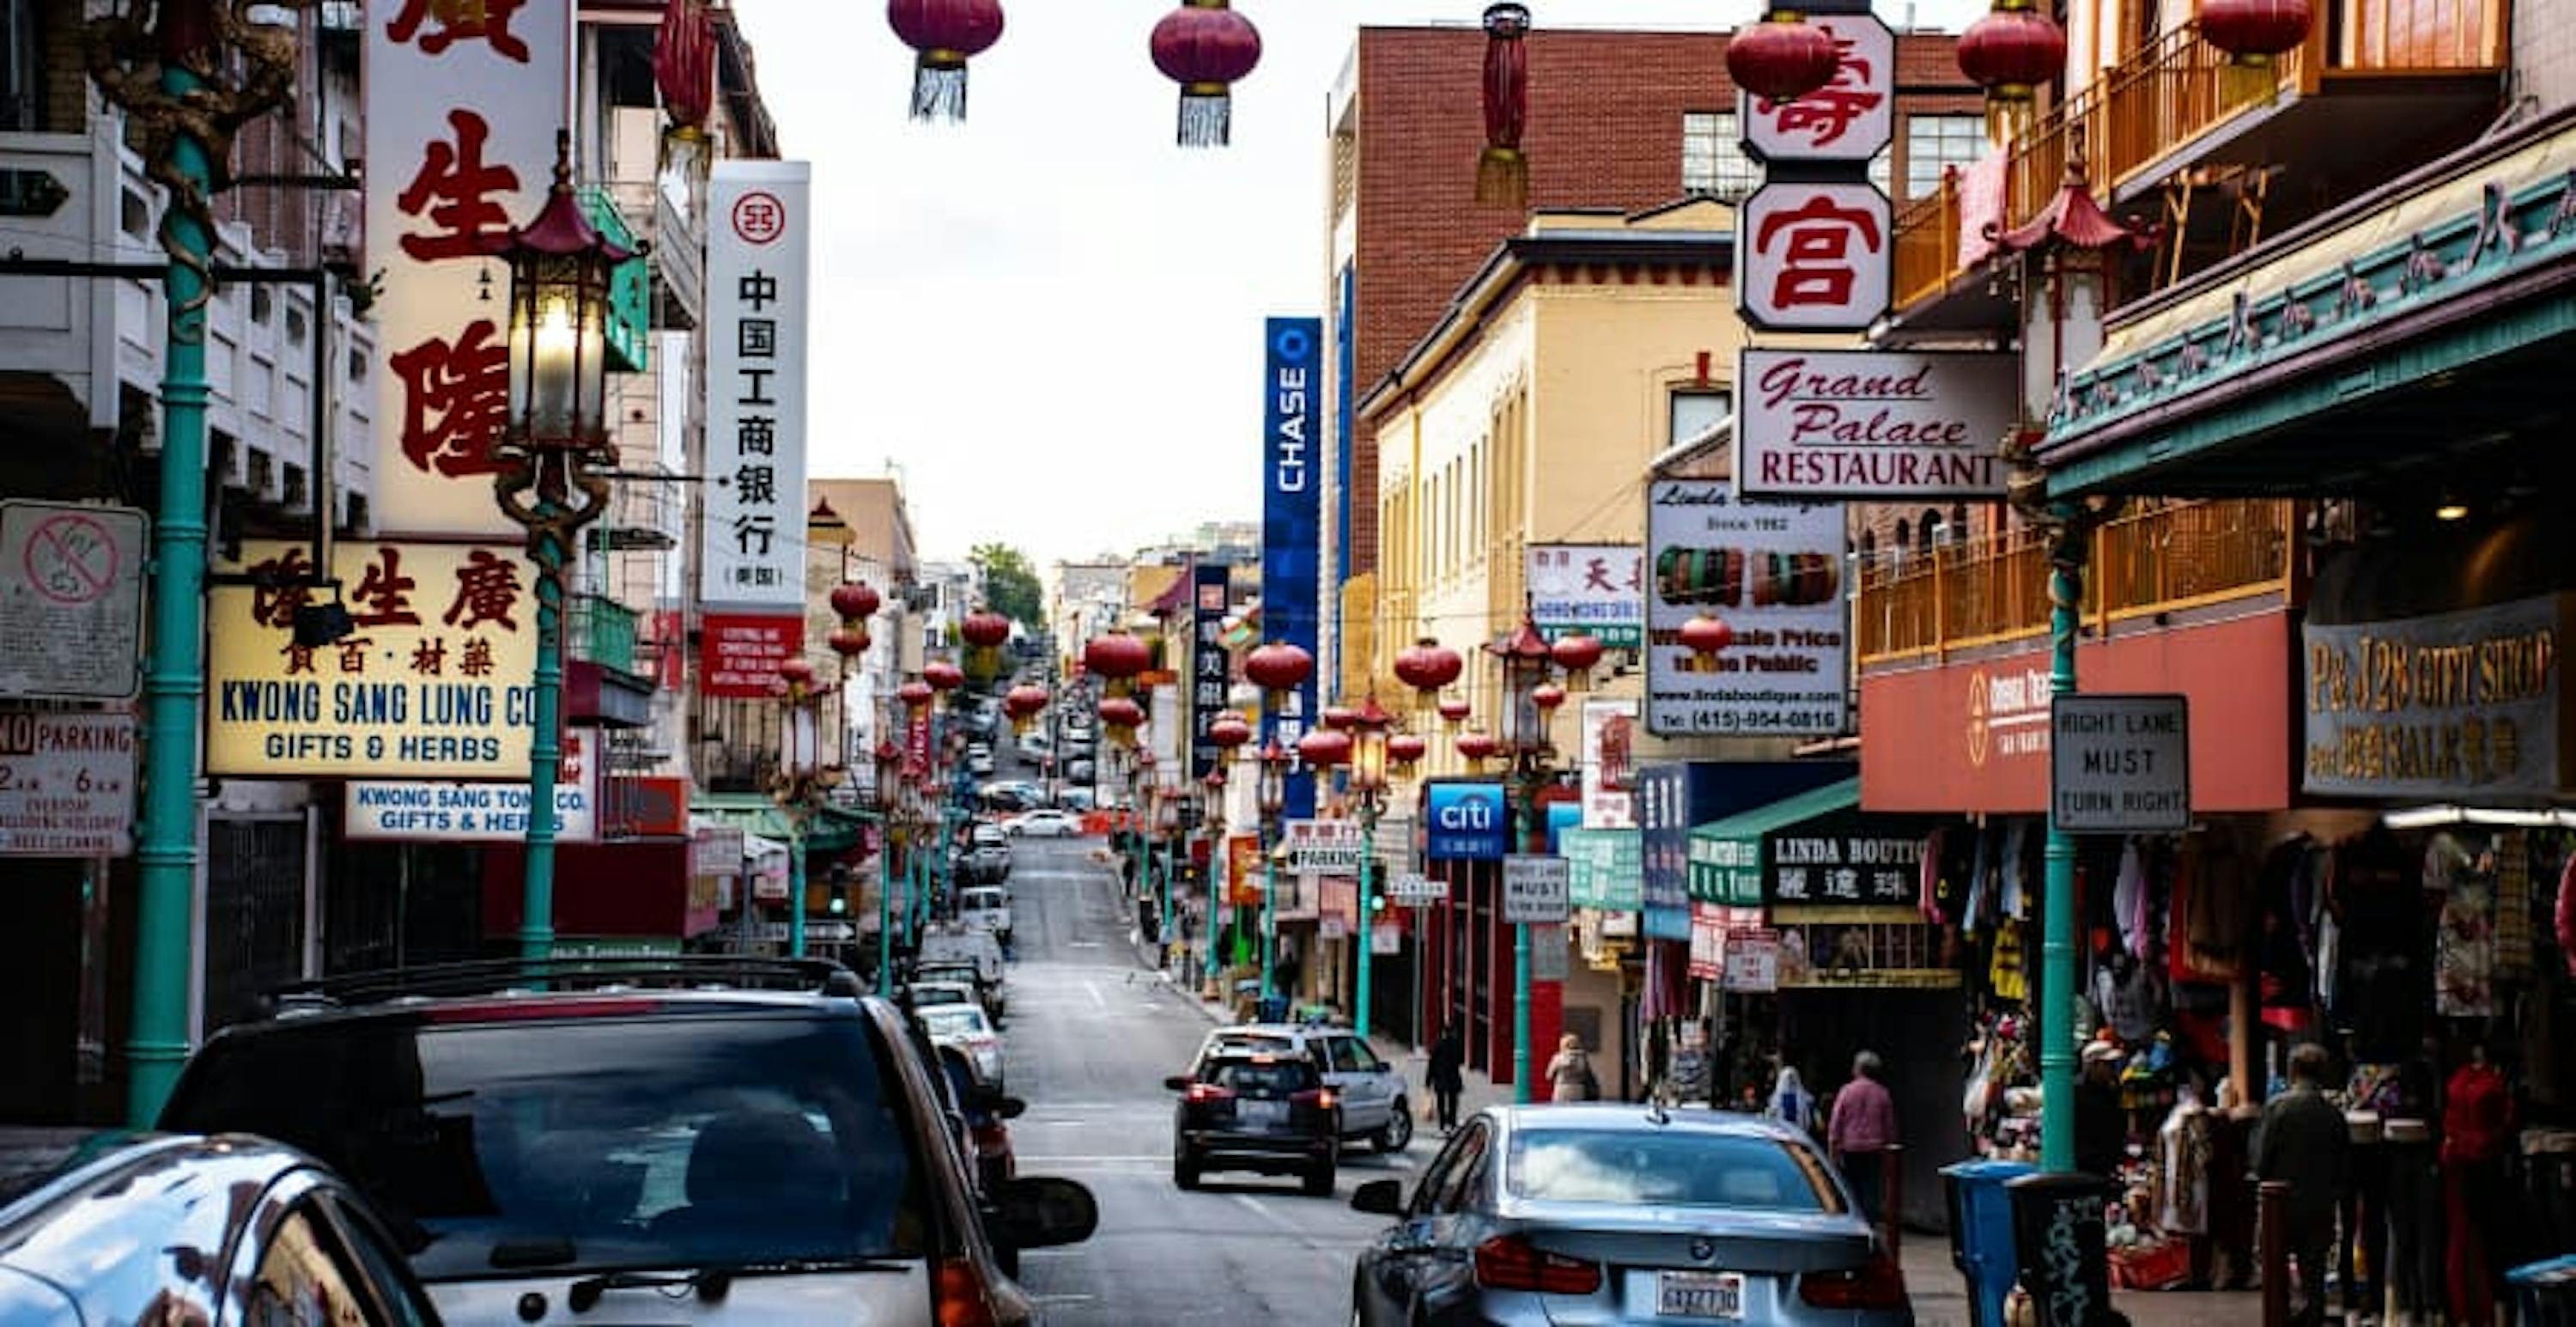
[1084,980,1107,1011]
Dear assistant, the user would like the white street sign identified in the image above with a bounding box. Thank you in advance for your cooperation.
[2050,694,2191,833]
[1503,855,1572,925]
[1388,871,1448,905]
[1285,818,1366,874]
[0,502,145,700]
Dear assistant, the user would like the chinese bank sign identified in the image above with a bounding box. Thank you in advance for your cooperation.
[702,161,813,611]
[2304,593,2564,800]
[1262,317,1323,819]
[209,542,538,778]
[1425,782,1508,861]
[364,0,571,537]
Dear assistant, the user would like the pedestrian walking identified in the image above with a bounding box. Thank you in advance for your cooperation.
[1427,1025,1466,1131]
[2254,1042,2351,1327]
[1766,1062,1817,1135]
[1827,1050,1898,1222]
[1545,1034,1597,1103]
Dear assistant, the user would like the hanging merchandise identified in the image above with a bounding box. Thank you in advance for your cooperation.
[2430,832,2497,1019]
[2154,1087,2213,1235]
[1476,3,1531,207]
[1151,0,1263,148]
[1989,918,2028,1001]
[1999,819,2028,918]
[2113,839,2150,959]
[2494,829,2532,977]
[2560,850,2576,977]
[889,0,1005,122]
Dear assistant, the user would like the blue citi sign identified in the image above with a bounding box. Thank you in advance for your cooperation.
[1425,782,1509,861]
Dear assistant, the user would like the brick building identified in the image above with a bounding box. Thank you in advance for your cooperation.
[1319,21,1978,689]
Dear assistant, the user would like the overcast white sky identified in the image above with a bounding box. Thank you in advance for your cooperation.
[730,0,1984,568]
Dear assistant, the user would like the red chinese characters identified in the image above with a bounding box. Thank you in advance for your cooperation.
[390,320,510,477]
[396,110,519,262]
[1741,15,1895,164]
[388,0,533,62]
[1739,183,1892,331]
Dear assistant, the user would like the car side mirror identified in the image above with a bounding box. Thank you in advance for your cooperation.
[1350,1178,1406,1216]
[993,1094,1029,1120]
[995,1176,1098,1250]
[1163,1074,1191,1092]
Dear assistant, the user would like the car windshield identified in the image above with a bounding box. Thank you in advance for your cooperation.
[963,891,1005,910]
[161,1014,934,1280]
[1207,1060,1315,1096]
[911,985,974,1006]
[1211,1033,1297,1060]
[921,1007,988,1038]
[1506,1129,1844,1214]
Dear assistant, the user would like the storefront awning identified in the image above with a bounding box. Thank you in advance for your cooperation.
[691,793,867,856]
[1686,777,1860,907]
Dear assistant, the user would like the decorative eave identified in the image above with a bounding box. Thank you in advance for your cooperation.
[1991,133,2156,258]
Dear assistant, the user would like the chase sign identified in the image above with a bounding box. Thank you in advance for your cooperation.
[1425,781,1509,861]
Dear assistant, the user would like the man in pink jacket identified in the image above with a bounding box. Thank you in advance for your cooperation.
[1829,1050,1899,1223]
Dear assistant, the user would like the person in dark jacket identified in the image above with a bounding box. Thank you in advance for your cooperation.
[2075,1039,2129,1178]
[1426,1026,1466,1131]
[2256,1043,2351,1327]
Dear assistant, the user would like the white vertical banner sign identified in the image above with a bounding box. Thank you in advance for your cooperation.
[365,0,574,536]
[702,162,813,609]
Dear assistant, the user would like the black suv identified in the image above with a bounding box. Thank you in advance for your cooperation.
[160,957,1095,1325]
[1164,1052,1340,1196]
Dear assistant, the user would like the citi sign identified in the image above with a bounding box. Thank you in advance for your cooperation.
[1426,782,1509,861]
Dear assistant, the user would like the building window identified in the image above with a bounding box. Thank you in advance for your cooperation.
[1681,113,1759,201]
[1669,389,1732,449]
[0,0,39,132]
[1904,114,1988,201]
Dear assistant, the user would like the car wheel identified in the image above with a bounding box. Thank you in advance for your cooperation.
[1175,1147,1202,1190]
[1302,1162,1334,1197]
[1376,1100,1413,1154]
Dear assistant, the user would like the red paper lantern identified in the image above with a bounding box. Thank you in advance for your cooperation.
[962,609,1012,649]
[2199,0,2312,62]
[1005,683,1049,734]
[1680,612,1735,666]
[1958,1,2067,120]
[1437,697,1473,728]
[652,0,715,133]
[1393,638,1465,709]
[1455,731,1499,764]
[897,679,935,711]
[778,657,815,687]
[830,580,881,622]
[1321,704,1359,733]
[1726,10,1840,105]
[1532,682,1567,715]
[1151,0,1261,148]
[888,0,1005,122]
[1244,640,1314,695]
[923,660,965,692]
[1208,714,1254,751]
[1549,632,1604,683]
[1097,696,1147,731]
[1478,3,1531,208]
[828,627,871,658]
[1297,727,1352,769]
[1387,733,1428,767]
[1084,630,1152,684]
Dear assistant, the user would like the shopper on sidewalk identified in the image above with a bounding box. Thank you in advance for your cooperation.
[1828,1050,1899,1222]
[2255,1043,2350,1327]
[1767,1062,1817,1136]
[1545,1034,1597,1102]
[1427,1026,1466,1131]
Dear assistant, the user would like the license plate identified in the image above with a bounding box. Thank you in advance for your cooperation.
[1656,1271,1744,1319]
[1237,1099,1285,1125]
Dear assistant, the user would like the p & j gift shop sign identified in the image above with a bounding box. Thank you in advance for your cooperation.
[209,541,539,779]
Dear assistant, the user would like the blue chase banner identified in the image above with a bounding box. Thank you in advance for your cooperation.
[1262,317,1323,819]
[1426,781,1510,861]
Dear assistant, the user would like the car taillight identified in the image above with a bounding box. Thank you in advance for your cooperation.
[1473,1234,1602,1296]
[933,1257,1003,1327]
[1799,1253,1911,1311]
[1185,1083,1235,1104]
[1292,1087,1336,1111]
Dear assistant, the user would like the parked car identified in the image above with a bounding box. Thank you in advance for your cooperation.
[959,884,1013,947]
[961,844,1012,886]
[1191,1023,1413,1154]
[160,956,1098,1324]
[1063,758,1097,784]
[921,1001,1006,1092]
[0,1128,442,1325]
[1346,1105,1910,1326]
[905,978,981,1014]
[1006,809,1081,838]
[932,1044,1019,1201]
[1164,1052,1340,1196]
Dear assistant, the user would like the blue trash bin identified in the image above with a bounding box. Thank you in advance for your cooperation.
[1943,1159,2037,1327]
[2508,1254,2576,1327]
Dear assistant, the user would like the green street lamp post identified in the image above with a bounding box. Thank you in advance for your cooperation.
[488,135,633,973]
[1487,612,1560,1105]
[872,740,903,995]
[1256,740,1290,1006]
[1201,768,1229,992]
[1348,694,1394,1039]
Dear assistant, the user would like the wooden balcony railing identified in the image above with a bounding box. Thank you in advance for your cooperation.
[1856,499,2295,665]
[1890,0,2506,318]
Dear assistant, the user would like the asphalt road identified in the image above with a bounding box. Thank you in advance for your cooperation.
[999,833,1422,1326]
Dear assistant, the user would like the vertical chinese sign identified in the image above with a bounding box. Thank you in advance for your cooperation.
[699,161,814,697]
[366,0,574,537]
[1262,317,1323,819]
[1190,563,1231,781]
[1734,12,1894,334]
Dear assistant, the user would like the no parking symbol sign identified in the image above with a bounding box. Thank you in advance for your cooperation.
[0,501,145,700]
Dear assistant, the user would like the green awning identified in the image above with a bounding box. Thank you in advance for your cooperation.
[1686,777,1860,907]
[692,793,866,855]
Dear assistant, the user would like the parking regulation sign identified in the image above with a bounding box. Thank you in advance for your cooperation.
[2050,694,2190,833]
[1502,855,1572,925]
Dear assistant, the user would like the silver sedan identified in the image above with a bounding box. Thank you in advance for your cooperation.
[1348,1105,1911,1326]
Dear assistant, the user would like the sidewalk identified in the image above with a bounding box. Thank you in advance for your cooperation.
[1121,939,2259,1327]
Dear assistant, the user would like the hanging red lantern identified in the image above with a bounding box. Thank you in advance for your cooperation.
[1957,0,2066,137]
[830,580,882,623]
[888,0,1005,123]
[1393,637,1466,711]
[1321,704,1359,733]
[2198,0,2312,101]
[897,679,936,711]
[1244,640,1315,697]
[828,627,871,658]
[1532,682,1567,715]
[1477,3,1531,208]
[1549,633,1604,690]
[1208,713,1254,752]
[652,0,715,137]
[1726,9,1840,105]
[1005,683,1049,734]
[961,609,1012,649]
[1455,730,1499,765]
[1680,612,1735,672]
[1084,630,1153,690]
[1437,697,1473,729]
[1099,695,1147,748]
[923,659,965,693]
[1387,733,1428,768]
[1150,0,1262,148]
[1297,727,1352,769]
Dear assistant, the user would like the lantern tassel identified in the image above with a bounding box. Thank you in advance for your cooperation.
[2220,54,2281,107]
[911,56,970,123]
[1476,146,1528,209]
[1178,87,1231,148]
[1984,92,2034,150]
